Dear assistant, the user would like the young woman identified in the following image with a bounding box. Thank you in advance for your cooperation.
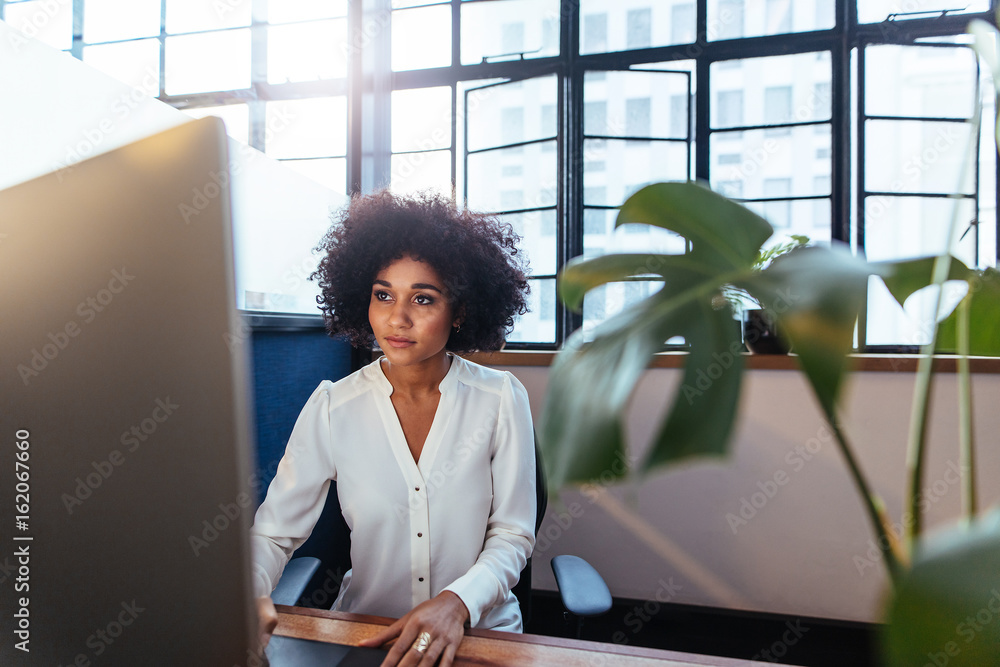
[251,191,535,667]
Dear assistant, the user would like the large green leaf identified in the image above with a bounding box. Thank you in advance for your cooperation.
[616,182,773,271]
[541,182,770,491]
[738,246,871,416]
[937,267,1000,356]
[539,292,678,490]
[540,289,746,491]
[643,299,745,470]
[883,511,1000,667]
[557,253,685,313]
[542,184,876,491]
[876,255,972,312]
[874,257,1000,355]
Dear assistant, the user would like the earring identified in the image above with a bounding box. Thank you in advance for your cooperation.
[454,323,461,333]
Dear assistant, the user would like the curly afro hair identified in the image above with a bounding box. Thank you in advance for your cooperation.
[311,190,529,353]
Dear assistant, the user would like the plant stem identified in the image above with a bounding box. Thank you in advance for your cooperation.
[825,411,904,586]
[957,295,976,524]
[904,346,937,552]
[903,104,980,552]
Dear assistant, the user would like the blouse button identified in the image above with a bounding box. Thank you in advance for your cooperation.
[418,577,424,582]
[417,532,423,537]
[415,487,420,492]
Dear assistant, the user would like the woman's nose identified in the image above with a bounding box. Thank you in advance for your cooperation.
[388,302,411,327]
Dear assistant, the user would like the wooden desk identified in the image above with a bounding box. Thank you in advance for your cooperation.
[275,605,792,666]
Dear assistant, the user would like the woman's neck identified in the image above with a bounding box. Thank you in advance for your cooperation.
[381,352,452,399]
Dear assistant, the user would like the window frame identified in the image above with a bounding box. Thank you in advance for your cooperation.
[18,0,999,351]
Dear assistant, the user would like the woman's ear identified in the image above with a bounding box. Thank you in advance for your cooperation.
[452,304,466,329]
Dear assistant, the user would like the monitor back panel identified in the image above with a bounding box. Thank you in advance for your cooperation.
[0,118,257,665]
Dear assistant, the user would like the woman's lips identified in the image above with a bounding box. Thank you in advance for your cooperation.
[385,336,415,348]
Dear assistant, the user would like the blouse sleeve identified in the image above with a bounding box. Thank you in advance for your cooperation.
[443,372,536,627]
[250,381,337,599]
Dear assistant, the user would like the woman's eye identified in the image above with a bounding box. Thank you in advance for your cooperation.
[414,294,434,305]
[374,290,392,301]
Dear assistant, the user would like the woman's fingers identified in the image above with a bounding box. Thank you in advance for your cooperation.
[255,597,278,648]
[415,635,450,667]
[378,626,422,667]
[436,642,459,667]
[359,619,401,648]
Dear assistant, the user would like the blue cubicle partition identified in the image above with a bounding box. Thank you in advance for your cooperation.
[248,324,354,606]
[249,326,352,498]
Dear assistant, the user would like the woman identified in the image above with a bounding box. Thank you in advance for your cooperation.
[251,190,535,667]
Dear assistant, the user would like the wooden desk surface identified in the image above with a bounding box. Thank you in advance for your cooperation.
[275,605,790,666]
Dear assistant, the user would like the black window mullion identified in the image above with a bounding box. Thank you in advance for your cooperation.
[830,0,851,247]
[560,0,582,342]
[855,43,867,257]
[694,0,710,183]
[450,0,460,187]
[974,59,982,266]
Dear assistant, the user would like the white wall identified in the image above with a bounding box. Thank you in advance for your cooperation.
[500,363,1000,624]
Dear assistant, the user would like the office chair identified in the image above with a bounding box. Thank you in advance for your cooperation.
[271,436,612,637]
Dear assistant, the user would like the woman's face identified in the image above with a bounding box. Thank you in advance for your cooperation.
[369,255,459,369]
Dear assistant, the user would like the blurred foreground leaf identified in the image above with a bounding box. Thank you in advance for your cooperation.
[876,256,972,310]
[938,267,1000,355]
[740,247,871,419]
[883,511,1000,666]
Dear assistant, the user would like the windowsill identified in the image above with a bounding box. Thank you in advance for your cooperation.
[242,314,1000,375]
[464,349,1000,374]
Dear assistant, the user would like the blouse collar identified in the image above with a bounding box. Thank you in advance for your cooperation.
[368,352,460,396]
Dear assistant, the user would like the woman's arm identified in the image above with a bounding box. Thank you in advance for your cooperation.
[250,381,338,600]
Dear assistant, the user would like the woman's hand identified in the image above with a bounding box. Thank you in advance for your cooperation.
[256,596,278,648]
[359,591,470,666]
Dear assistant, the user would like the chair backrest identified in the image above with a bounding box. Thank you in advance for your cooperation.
[511,434,548,627]
[294,433,549,627]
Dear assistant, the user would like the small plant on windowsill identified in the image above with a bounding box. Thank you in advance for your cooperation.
[538,14,1000,658]
[722,233,810,354]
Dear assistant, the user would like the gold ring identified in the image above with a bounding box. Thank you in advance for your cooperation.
[410,631,432,653]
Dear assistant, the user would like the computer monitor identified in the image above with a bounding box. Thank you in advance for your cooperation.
[0,118,258,665]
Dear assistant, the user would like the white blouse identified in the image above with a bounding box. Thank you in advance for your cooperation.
[250,354,536,631]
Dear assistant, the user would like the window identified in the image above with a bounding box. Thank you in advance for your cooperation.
[764,85,792,136]
[762,178,792,230]
[626,8,651,50]
[669,93,690,139]
[715,90,744,128]
[711,0,744,40]
[464,75,559,343]
[22,1,997,349]
[502,22,525,54]
[764,86,792,125]
[765,0,792,35]
[671,3,696,45]
[626,98,651,138]
[391,86,453,197]
[710,51,834,264]
[582,13,608,54]
[861,42,986,347]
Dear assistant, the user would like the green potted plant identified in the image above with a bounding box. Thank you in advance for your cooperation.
[538,13,1000,656]
[539,178,1000,664]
